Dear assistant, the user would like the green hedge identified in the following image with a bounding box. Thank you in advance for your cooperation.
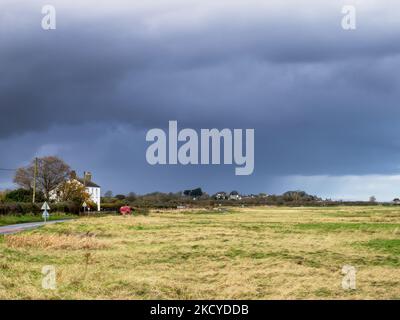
[100,203,149,215]
[0,201,80,215]
[0,201,149,216]
[50,202,81,214]
[0,203,40,215]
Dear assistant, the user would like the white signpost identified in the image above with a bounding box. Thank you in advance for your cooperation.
[41,201,51,222]
[82,201,87,213]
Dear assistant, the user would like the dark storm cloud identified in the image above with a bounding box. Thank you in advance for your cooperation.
[2,0,400,198]
[2,1,400,136]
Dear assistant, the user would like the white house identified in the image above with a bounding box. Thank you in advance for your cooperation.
[79,172,101,211]
[51,171,101,211]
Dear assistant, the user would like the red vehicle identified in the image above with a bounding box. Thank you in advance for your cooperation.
[119,205,132,216]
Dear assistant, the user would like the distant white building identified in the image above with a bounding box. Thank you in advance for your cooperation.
[214,191,242,200]
[214,192,227,200]
[51,171,101,211]
[79,172,101,211]
[229,191,241,200]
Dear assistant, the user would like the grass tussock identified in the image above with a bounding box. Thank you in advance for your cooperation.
[5,233,106,250]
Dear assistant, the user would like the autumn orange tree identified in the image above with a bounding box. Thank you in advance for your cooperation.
[57,180,92,205]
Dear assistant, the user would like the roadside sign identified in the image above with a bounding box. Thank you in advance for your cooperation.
[42,210,50,221]
[41,202,51,222]
[82,201,87,213]
[41,202,51,211]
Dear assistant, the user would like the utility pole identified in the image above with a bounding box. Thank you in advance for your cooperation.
[33,157,38,203]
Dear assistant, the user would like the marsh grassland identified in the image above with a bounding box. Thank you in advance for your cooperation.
[0,206,399,299]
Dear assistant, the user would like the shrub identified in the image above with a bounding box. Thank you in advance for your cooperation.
[100,202,124,213]
[0,203,40,215]
[50,201,80,214]
[3,189,45,203]
[4,189,32,203]
[134,207,150,216]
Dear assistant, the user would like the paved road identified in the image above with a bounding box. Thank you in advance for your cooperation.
[0,220,71,235]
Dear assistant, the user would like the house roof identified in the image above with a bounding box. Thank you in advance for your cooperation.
[76,178,100,188]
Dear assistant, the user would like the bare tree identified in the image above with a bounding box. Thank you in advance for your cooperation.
[14,156,71,199]
[13,166,35,190]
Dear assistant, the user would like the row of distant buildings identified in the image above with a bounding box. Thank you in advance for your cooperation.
[214,191,268,201]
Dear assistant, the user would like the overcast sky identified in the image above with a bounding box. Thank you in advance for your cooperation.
[1,0,400,200]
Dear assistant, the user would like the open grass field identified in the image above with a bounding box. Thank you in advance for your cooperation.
[0,206,399,299]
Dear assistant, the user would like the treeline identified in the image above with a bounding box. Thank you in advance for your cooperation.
[0,187,390,216]
[100,190,385,210]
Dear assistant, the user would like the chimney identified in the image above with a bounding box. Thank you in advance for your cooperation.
[85,171,92,182]
[70,171,77,179]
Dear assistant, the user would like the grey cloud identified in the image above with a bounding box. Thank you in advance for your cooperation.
[2,1,400,196]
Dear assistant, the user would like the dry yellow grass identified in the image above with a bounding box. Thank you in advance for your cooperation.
[5,234,106,250]
[0,206,399,299]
